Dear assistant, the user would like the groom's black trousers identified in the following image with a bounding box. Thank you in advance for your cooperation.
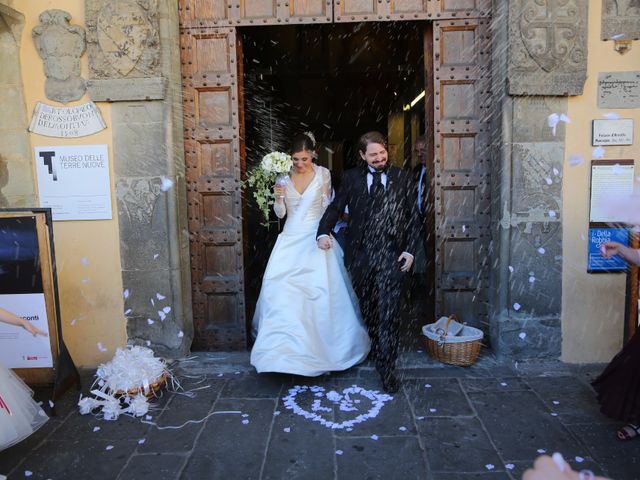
[349,261,403,378]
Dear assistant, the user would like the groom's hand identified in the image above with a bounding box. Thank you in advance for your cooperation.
[398,252,414,272]
[317,235,333,250]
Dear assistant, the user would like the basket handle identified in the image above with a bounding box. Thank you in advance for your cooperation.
[443,315,457,336]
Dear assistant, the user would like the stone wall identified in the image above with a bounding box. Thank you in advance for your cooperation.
[0,4,36,207]
[489,0,579,360]
[87,0,192,358]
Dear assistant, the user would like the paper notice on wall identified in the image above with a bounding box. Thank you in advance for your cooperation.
[0,294,53,368]
[34,144,112,221]
[29,101,106,138]
[589,161,635,223]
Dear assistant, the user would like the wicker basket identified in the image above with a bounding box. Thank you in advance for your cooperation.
[115,371,168,398]
[422,315,483,367]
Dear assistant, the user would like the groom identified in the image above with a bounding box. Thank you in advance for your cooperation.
[317,131,420,393]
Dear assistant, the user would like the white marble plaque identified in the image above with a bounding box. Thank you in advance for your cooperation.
[592,119,634,146]
[29,101,106,138]
[598,72,640,108]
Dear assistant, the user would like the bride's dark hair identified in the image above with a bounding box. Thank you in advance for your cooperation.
[290,133,315,154]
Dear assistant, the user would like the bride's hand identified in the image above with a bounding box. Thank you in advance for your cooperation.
[317,236,333,250]
[274,184,285,200]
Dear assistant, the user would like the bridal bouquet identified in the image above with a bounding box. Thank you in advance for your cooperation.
[245,151,293,225]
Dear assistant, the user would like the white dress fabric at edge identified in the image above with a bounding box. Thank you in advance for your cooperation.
[251,165,370,376]
[0,362,48,451]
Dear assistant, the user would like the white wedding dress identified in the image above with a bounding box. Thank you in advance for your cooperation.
[0,363,48,451]
[251,165,370,376]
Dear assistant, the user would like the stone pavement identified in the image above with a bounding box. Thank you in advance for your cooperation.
[1,352,639,480]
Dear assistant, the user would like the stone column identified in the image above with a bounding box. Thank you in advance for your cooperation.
[86,0,191,357]
[489,0,588,359]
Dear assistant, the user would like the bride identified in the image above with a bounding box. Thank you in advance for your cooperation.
[250,133,370,376]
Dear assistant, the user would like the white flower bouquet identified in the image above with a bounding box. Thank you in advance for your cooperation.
[245,151,293,225]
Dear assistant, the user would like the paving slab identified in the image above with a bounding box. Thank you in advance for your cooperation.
[469,390,588,462]
[181,398,276,480]
[117,453,187,480]
[418,417,503,473]
[404,378,475,417]
[335,436,428,479]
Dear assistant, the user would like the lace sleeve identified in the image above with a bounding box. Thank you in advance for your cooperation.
[320,167,332,210]
[273,200,286,218]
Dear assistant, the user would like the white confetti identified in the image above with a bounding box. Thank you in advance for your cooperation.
[123,289,130,299]
[125,309,132,315]
[552,400,560,405]
[529,276,536,283]
[553,167,560,176]
[429,408,437,413]
[611,33,625,40]
[547,113,560,136]
[500,382,507,387]
[242,419,249,425]
[603,112,620,120]
[217,373,224,377]
[506,464,515,470]
[513,303,522,311]
[160,176,174,191]
[538,448,546,454]
[612,163,624,175]
[485,464,495,470]
[162,306,171,314]
[581,233,586,241]
[49,400,54,408]
[24,471,33,477]
[518,332,527,340]
[551,412,558,417]
[548,210,556,218]
[575,456,584,463]
[80,257,89,266]
[156,293,166,300]
[508,265,514,273]
[153,254,160,259]
[97,342,107,352]
[274,410,280,415]
[537,247,546,254]
[106,445,114,451]
[416,416,425,420]
[283,427,291,433]
[150,298,155,306]
[424,383,432,388]
[158,311,166,321]
[592,146,605,159]
[146,340,151,347]
[370,434,379,440]
[147,319,154,325]
[93,426,101,432]
[71,318,77,326]
[178,330,184,338]
[336,449,344,455]
[138,438,146,445]
[569,154,584,167]
[145,415,152,420]
[399,426,407,431]
[545,177,553,185]
[241,414,249,418]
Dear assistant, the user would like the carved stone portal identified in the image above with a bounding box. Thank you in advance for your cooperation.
[86,0,160,79]
[32,10,86,104]
[508,0,588,96]
[601,0,640,41]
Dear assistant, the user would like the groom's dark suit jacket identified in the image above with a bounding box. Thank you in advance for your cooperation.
[317,165,421,271]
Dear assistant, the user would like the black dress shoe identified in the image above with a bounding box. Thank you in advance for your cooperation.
[381,373,401,394]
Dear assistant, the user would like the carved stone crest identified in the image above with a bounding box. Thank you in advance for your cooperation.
[86,0,160,79]
[508,0,589,95]
[32,10,86,103]
[601,0,640,41]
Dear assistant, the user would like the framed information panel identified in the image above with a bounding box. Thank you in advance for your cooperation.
[589,160,635,223]
[0,209,78,394]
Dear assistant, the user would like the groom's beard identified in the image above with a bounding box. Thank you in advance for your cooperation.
[370,160,387,170]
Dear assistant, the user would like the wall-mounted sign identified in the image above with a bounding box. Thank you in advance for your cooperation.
[592,119,634,146]
[29,101,106,138]
[34,145,112,221]
[587,227,629,273]
[598,72,640,109]
[589,160,635,223]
